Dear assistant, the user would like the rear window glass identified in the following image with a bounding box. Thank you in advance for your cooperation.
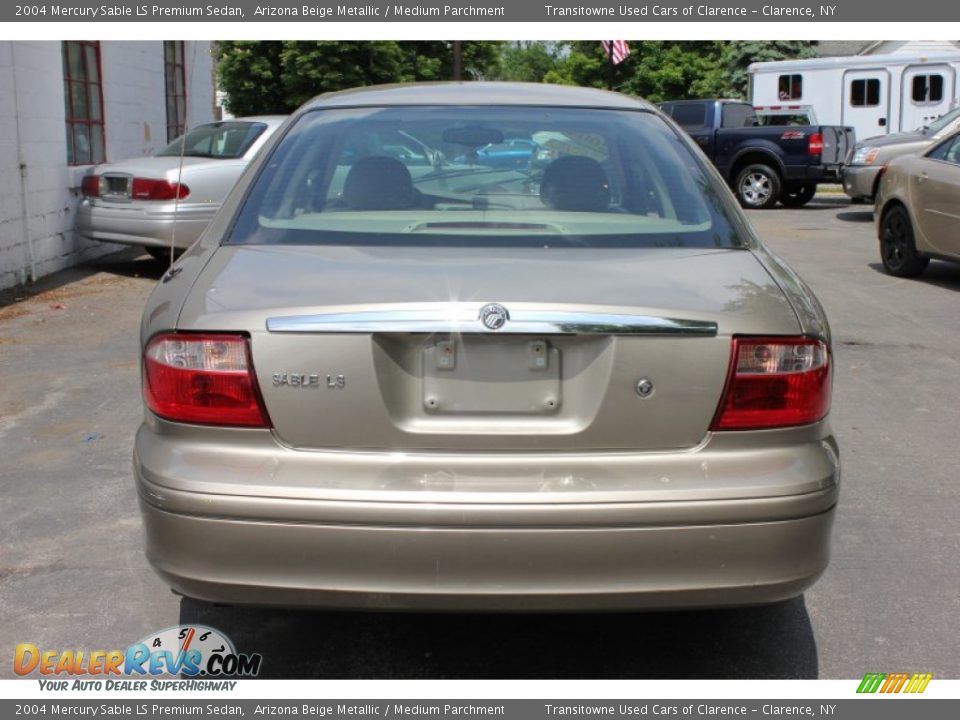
[668,104,707,127]
[227,106,744,249]
[157,121,267,159]
[721,104,756,129]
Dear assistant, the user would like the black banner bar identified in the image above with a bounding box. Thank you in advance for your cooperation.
[2,1,952,23]
[2,699,959,720]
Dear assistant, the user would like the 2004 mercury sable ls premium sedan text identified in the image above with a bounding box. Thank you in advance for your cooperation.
[135,83,839,611]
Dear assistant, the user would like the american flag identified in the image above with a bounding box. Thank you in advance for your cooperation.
[602,40,630,66]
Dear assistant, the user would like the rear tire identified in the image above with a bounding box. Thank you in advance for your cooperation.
[879,205,929,278]
[735,164,781,209]
[779,183,816,208]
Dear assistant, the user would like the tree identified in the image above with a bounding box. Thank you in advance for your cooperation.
[215,41,288,116]
[217,41,503,116]
[543,42,727,103]
[498,42,562,83]
[720,41,819,98]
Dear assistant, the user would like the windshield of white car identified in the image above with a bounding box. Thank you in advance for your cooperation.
[227,106,746,249]
[156,121,268,159]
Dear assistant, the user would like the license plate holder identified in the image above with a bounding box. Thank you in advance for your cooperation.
[422,337,560,414]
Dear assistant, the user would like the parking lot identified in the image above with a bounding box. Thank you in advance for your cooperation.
[1,194,958,679]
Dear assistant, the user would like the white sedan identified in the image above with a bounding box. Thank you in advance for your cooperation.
[76,116,286,261]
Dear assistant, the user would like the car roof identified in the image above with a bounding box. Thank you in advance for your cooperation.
[659,99,747,106]
[300,82,656,112]
[230,116,288,126]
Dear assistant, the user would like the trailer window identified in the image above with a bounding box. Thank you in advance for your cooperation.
[850,79,881,107]
[778,74,802,101]
[912,74,944,104]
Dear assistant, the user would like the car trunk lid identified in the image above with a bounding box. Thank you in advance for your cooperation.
[176,244,800,451]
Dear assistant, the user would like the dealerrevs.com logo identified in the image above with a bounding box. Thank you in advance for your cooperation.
[14,625,262,679]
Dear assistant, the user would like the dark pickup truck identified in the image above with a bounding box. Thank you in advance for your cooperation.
[658,99,855,209]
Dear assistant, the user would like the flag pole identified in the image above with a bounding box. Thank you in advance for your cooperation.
[607,42,615,90]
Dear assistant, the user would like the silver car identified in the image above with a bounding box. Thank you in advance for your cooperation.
[136,83,838,611]
[77,117,285,260]
[843,106,960,202]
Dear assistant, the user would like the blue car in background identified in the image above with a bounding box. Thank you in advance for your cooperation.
[458,138,555,170]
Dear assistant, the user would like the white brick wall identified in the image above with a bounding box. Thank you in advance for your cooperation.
[0,41,214,290]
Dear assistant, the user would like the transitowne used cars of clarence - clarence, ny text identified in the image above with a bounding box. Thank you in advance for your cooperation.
[135,82,838,610]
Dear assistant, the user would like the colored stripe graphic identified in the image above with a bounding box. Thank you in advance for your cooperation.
[904,673,933,693]
[857,673,885,693]
[881,672,909,693]
[857,672,932,693]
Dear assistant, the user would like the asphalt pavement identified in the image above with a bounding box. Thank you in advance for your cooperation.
[1,195,957,679]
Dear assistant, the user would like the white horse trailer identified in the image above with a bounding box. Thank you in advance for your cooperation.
[749,52,960,142]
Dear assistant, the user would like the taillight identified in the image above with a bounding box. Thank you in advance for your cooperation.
[81,175,100,197]
[131,178,190,201]
[711,337,831,431]
[143,333,270,427]
[807,132,823,156]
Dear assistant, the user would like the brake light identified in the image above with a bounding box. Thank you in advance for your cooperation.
[131,178,190,201]
[711,337,831,431]
[143,333,270,427]
[81,175,100,197]
[808,132,823,156]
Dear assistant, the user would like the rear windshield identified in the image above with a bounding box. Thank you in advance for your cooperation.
[227,106,745,249]
[157,121,267,159]
[720,104,757,129]
[665,104,707,128]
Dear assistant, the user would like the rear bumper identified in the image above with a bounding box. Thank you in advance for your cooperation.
[134,420,839,611]
[76,199,216,249]
[141,502,834,611]
[842,165,882,200]
[783,165,843,184]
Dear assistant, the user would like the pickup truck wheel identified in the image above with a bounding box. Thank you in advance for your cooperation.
[735,164,781,209]
[879,206,929,278]
[780,183,816,208]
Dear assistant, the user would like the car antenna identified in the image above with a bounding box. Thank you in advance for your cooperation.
[168,126,188,269]
[166,42,198,269]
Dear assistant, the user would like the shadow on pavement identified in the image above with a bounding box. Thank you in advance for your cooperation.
[0,248,164,309]
[180,596,818,679]
[868,261,960,291]
[836,211,874,223]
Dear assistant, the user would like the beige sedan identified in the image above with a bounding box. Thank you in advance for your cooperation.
[876,130,960,277]
[135,83,837,611]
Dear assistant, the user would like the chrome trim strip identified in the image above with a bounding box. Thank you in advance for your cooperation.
[266,306,718,336]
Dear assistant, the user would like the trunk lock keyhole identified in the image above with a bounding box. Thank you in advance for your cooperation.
[636,378,655,398]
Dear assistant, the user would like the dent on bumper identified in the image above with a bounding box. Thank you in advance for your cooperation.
[134,422,839,610]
